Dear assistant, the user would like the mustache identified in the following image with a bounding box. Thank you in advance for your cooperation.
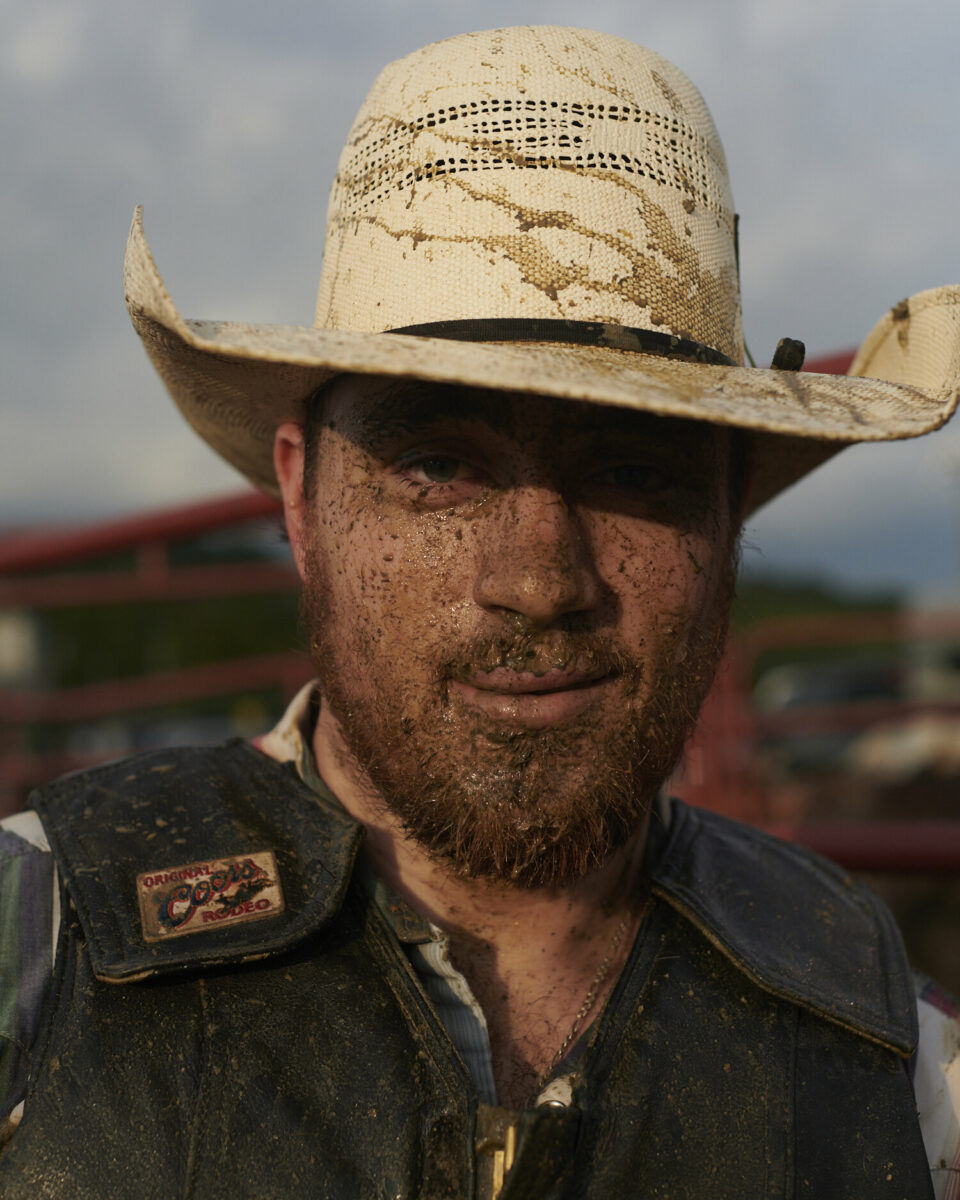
[442,628,636,681]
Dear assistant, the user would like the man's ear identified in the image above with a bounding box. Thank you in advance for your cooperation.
[274,422,308,578]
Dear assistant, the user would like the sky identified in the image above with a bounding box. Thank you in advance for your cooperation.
[2,0,959,601]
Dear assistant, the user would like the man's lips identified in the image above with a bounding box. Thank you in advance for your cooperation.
[448,668,616,728]
[465,667,609,693]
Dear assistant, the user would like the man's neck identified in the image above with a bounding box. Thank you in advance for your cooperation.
[312,702,650,1107]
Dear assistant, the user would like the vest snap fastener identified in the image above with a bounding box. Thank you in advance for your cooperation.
[534,1075,574,1108]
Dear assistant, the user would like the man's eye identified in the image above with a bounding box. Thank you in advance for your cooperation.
[393,451,486,502]
[598,464,671,491]
[408,456,465,484]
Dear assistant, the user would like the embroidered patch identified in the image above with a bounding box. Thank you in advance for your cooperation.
[137,851,284,942]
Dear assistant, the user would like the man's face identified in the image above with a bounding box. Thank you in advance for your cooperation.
[291,376,739,887]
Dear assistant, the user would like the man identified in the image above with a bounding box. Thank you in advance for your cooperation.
[2,25,959,1199]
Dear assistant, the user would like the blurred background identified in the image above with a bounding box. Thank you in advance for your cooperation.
[2,0,959,988]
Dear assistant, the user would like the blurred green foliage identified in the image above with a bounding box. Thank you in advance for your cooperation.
[39,592,301,688]
[732,574,901,631]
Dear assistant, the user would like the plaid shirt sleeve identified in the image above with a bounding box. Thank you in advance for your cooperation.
[915,973,960,1200]
[0,812,57,1130]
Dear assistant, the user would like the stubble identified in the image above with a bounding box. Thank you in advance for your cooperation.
[300,547,735,888]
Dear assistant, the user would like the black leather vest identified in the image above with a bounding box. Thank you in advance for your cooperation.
[1,741,933,1199]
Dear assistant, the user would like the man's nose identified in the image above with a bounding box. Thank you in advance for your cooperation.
[472,487,601,626]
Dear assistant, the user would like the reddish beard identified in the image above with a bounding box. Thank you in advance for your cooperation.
[301,572,734,889]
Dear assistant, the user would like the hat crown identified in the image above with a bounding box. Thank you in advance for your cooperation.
[315,26,744,364]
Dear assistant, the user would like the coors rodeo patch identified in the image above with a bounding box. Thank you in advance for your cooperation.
[137,850,284,942]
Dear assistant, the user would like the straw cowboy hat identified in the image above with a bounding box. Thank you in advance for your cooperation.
[124,26,960,515]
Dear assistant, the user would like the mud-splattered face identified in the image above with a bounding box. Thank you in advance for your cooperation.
[297,376,738,886]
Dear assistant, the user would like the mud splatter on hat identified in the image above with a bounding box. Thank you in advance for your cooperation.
[124,26,960,514]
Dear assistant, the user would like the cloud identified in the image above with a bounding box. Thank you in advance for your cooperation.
[4,3,89,86]
[745,421,960,597]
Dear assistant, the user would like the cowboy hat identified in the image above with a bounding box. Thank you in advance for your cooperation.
[124,26,960,515]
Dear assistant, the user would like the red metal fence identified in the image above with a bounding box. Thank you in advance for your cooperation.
[674,613,960,872]
[0,492,311,811]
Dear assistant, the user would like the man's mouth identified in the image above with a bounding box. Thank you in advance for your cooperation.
[448,668,616,728]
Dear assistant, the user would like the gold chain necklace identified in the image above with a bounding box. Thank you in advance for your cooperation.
[535,895,643,1096]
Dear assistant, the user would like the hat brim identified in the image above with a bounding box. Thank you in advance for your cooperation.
[125,210,960,516]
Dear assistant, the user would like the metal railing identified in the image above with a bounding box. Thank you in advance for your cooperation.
[0,492,310,814]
